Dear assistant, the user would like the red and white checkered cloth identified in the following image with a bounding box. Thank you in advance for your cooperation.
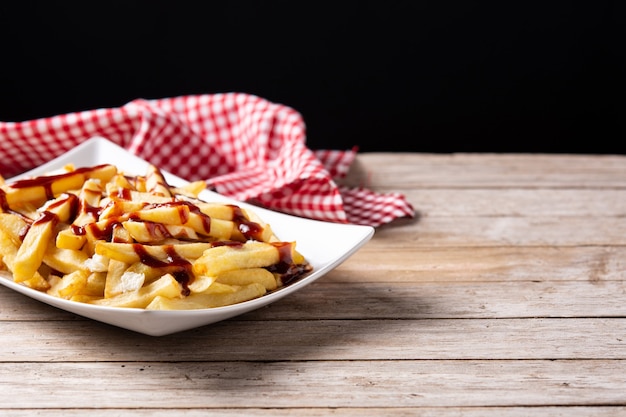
[0,93,414,227]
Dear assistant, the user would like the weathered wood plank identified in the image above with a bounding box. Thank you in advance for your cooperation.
[373,216,626,247]
[345,246,626,282]
[344,153,626,188]
[1,360,624,408]
[0,318,624,362]
[398,189,626,217]
[2,407,624,417]
[253,280,626,319]
[2,280,625,321]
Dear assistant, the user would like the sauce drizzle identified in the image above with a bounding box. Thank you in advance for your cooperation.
[132,244,193,296]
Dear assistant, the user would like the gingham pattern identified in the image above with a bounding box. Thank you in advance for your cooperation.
[0,93,414,227]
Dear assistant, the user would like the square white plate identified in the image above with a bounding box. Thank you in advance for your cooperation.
[0,137,374,336]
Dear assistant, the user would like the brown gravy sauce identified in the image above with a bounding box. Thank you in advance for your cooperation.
[132,244,193,296]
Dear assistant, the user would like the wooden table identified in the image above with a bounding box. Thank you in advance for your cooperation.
[2,152,626,416]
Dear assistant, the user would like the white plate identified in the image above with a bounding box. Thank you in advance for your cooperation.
[0,137,374,336]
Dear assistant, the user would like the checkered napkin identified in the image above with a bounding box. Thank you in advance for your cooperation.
[0,93,414,227]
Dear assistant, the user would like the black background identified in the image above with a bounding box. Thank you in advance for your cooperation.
[1,1,624,153]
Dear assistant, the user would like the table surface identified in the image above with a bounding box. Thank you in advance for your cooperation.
[2,152,626,416]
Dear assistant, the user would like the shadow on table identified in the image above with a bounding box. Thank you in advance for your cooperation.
[81,275,434,349]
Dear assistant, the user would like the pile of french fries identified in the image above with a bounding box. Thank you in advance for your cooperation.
[0,163,311,309]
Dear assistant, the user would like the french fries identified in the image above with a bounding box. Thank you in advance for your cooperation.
[0,163,312,309]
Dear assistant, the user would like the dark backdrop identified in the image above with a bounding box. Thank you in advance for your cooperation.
[1,1,624,153]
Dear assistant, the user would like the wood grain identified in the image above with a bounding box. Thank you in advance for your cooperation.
[2,152,625,415]
[0,318,624,361]
[1,361,625,408]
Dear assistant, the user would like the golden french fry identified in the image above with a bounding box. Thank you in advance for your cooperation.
[56,227,87,250]
[187,275,216,293]
[195,281,235,295]
[82,218,133,253]
[106,173,138,193]
[91,273,182,308]
[43,194,79,223]
[239,207,277,242]
[172,199,269,241]
[146,282,266,310]
[47,269,89,299]
[12,219,57,283]
[0,213,28,246]
[192,241,281,277]
[95,241,213,264]
[184,213,233,240]
[79,272,107,297]
[216,268,278,291]
[21,273,51,291]
[145,164,172,197]
[128,204,190,224]
[128,175,147,192]
[186,200,240,220]
[72,178,104,226]
[82,164,119,183]
[53,182,95,248]
[124,204,233,241]
[43,243,89,275]
[107,188,171,204]
[99,200,147,219]
[122,221,199,243]
[111,223,133,243]
[171,180,206,198]
[69,294,101,303]
[0,229,18,263]
[103,258,128,298]
[123,262,167,284]
[0,229,51,291]
[0,164,116,207]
